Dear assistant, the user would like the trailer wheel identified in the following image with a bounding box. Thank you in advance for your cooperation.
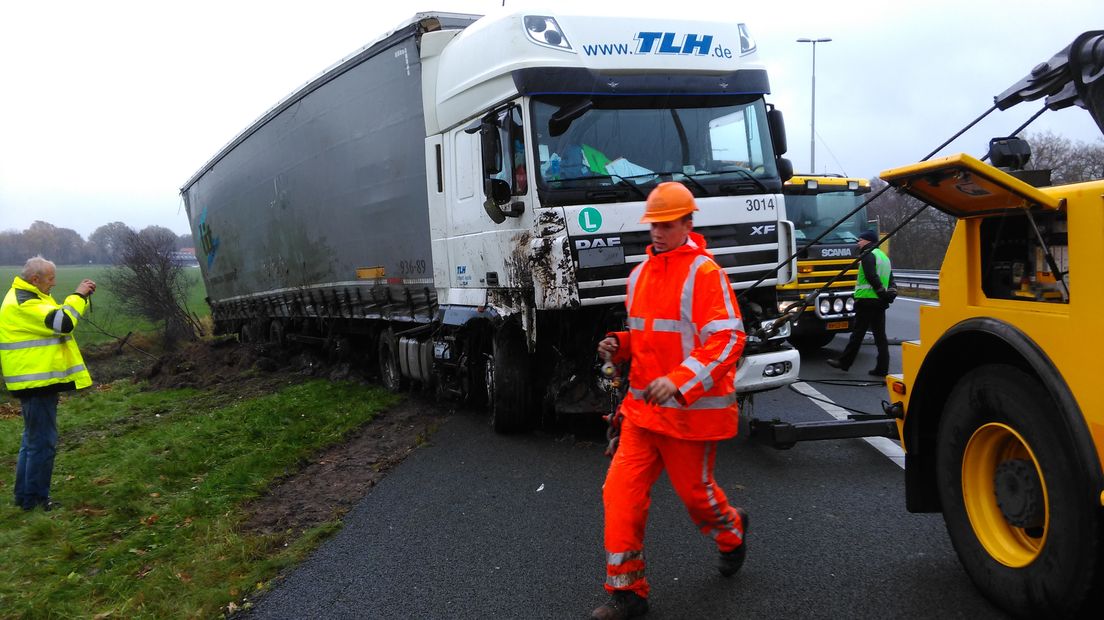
[936,364,1103,617]
[239,321,261,344]
[788,331,836,352]
[485,323,532,434]
[377,330,406,393]
[268,320,287,347]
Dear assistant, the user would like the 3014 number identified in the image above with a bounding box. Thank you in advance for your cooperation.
[745,198,776,211]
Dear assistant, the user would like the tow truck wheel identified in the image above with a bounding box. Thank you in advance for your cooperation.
[485,323,531,434]
[377,329,407,393]
[936,364,1103,617]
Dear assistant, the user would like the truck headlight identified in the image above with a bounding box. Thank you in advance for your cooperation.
[845,297,855,312]
[524,16,573,51]
[819,299,831,315]
[832,298,845,314]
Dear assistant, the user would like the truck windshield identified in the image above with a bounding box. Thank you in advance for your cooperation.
[786,192,868,245]
[531,96,780,206]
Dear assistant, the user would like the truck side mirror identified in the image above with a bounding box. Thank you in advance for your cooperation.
[482,179,511,223]
[767,107,788,157]
[480,120,503,175]
[776,157,794,182]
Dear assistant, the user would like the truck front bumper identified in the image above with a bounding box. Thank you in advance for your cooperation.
[735,347,801,394]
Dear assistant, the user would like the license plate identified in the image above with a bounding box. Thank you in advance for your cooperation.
[826,321,850,330]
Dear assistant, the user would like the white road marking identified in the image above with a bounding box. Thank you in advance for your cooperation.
[898,296,939,306]
[791,381,905,469]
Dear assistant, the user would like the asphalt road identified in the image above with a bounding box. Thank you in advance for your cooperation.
[248,297,1011,619]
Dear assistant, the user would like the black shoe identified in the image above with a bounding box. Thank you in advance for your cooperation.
[825,358,846,371]
[590,590,649,620]
[29,499,59,512]
[718,508,750,577]
[868,369,887,377]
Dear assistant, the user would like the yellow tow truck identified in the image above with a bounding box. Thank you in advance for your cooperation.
[881,30,1104,617]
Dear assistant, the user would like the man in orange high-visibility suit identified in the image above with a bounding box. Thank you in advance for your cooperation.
[590,182,749,620]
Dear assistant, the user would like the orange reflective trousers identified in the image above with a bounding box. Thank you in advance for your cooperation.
[603,417,746,598]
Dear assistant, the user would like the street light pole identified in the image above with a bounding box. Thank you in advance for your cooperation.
[796,37,831,173]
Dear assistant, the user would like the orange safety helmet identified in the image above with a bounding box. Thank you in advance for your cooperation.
[640,182,699,223]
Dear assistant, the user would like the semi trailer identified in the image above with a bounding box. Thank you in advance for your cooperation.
[182,8,802,432]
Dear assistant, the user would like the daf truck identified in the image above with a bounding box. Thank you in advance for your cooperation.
[182,9,801,432]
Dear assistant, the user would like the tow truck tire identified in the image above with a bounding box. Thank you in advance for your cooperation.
[936,364,1103,617]
[485,323,531,434]
[377,329,407,393]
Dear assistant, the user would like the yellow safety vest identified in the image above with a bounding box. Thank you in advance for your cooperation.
[0,277,92,394]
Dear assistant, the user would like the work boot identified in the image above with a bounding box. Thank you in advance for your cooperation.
[590,590,649,620]
[826,358,846,371]
[718,508,750,577]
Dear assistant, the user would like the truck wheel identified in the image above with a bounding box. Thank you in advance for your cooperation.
[788,332,836,352]
[936,364,1103,617]
[485,323,532,434]
[377,330,406,393]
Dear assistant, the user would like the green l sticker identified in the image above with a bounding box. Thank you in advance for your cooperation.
[579,207,602,233]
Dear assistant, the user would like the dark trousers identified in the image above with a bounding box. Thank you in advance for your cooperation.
[838,298,889,373]
[14,393,59,509]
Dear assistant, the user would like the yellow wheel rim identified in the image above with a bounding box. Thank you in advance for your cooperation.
[961,422,1048,567]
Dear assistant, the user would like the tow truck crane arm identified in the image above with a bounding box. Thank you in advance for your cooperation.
[994,30,1104,132]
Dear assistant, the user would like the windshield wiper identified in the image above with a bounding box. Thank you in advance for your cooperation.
[618,171,709,197]
[551,174,647,199]
[693,168,770,193]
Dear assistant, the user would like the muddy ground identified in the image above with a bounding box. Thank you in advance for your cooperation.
[72,337,450,537]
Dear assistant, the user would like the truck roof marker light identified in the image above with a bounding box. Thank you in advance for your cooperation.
[805,179,819,191]
[847,181,859,190]
[524,16,574,52]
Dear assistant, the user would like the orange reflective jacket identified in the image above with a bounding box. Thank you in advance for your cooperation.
[609,232,746,441]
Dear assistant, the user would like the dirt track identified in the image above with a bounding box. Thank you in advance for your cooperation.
[85,338,448,537]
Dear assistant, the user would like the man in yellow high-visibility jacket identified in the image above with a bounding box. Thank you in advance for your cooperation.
[1,256,95,511]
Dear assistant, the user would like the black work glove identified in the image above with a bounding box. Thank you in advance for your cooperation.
[876,290,892,309]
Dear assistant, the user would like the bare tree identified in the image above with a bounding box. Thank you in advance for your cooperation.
[1024,130,1104,184]
[868,177,957,270]
[106,228,203,347]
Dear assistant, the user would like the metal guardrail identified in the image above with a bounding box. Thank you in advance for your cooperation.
[895,269,939,290]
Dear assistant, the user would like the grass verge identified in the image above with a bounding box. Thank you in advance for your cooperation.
[0,378,400,618]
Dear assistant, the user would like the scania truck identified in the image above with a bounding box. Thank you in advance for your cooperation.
[182,8,801,432]
[778,174,871,351]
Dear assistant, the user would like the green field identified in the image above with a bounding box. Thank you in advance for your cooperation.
[0,265,208,348]
[0,378,399,617]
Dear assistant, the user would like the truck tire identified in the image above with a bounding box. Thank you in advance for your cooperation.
[485,323,532,434]
[377,330,407,393]
[788,331,836,352]
[936,364,1103,617]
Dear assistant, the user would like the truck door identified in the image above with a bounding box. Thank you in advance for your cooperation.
[445,105,533,292]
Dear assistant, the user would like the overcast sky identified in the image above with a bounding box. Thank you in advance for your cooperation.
[1,0,1101,239]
